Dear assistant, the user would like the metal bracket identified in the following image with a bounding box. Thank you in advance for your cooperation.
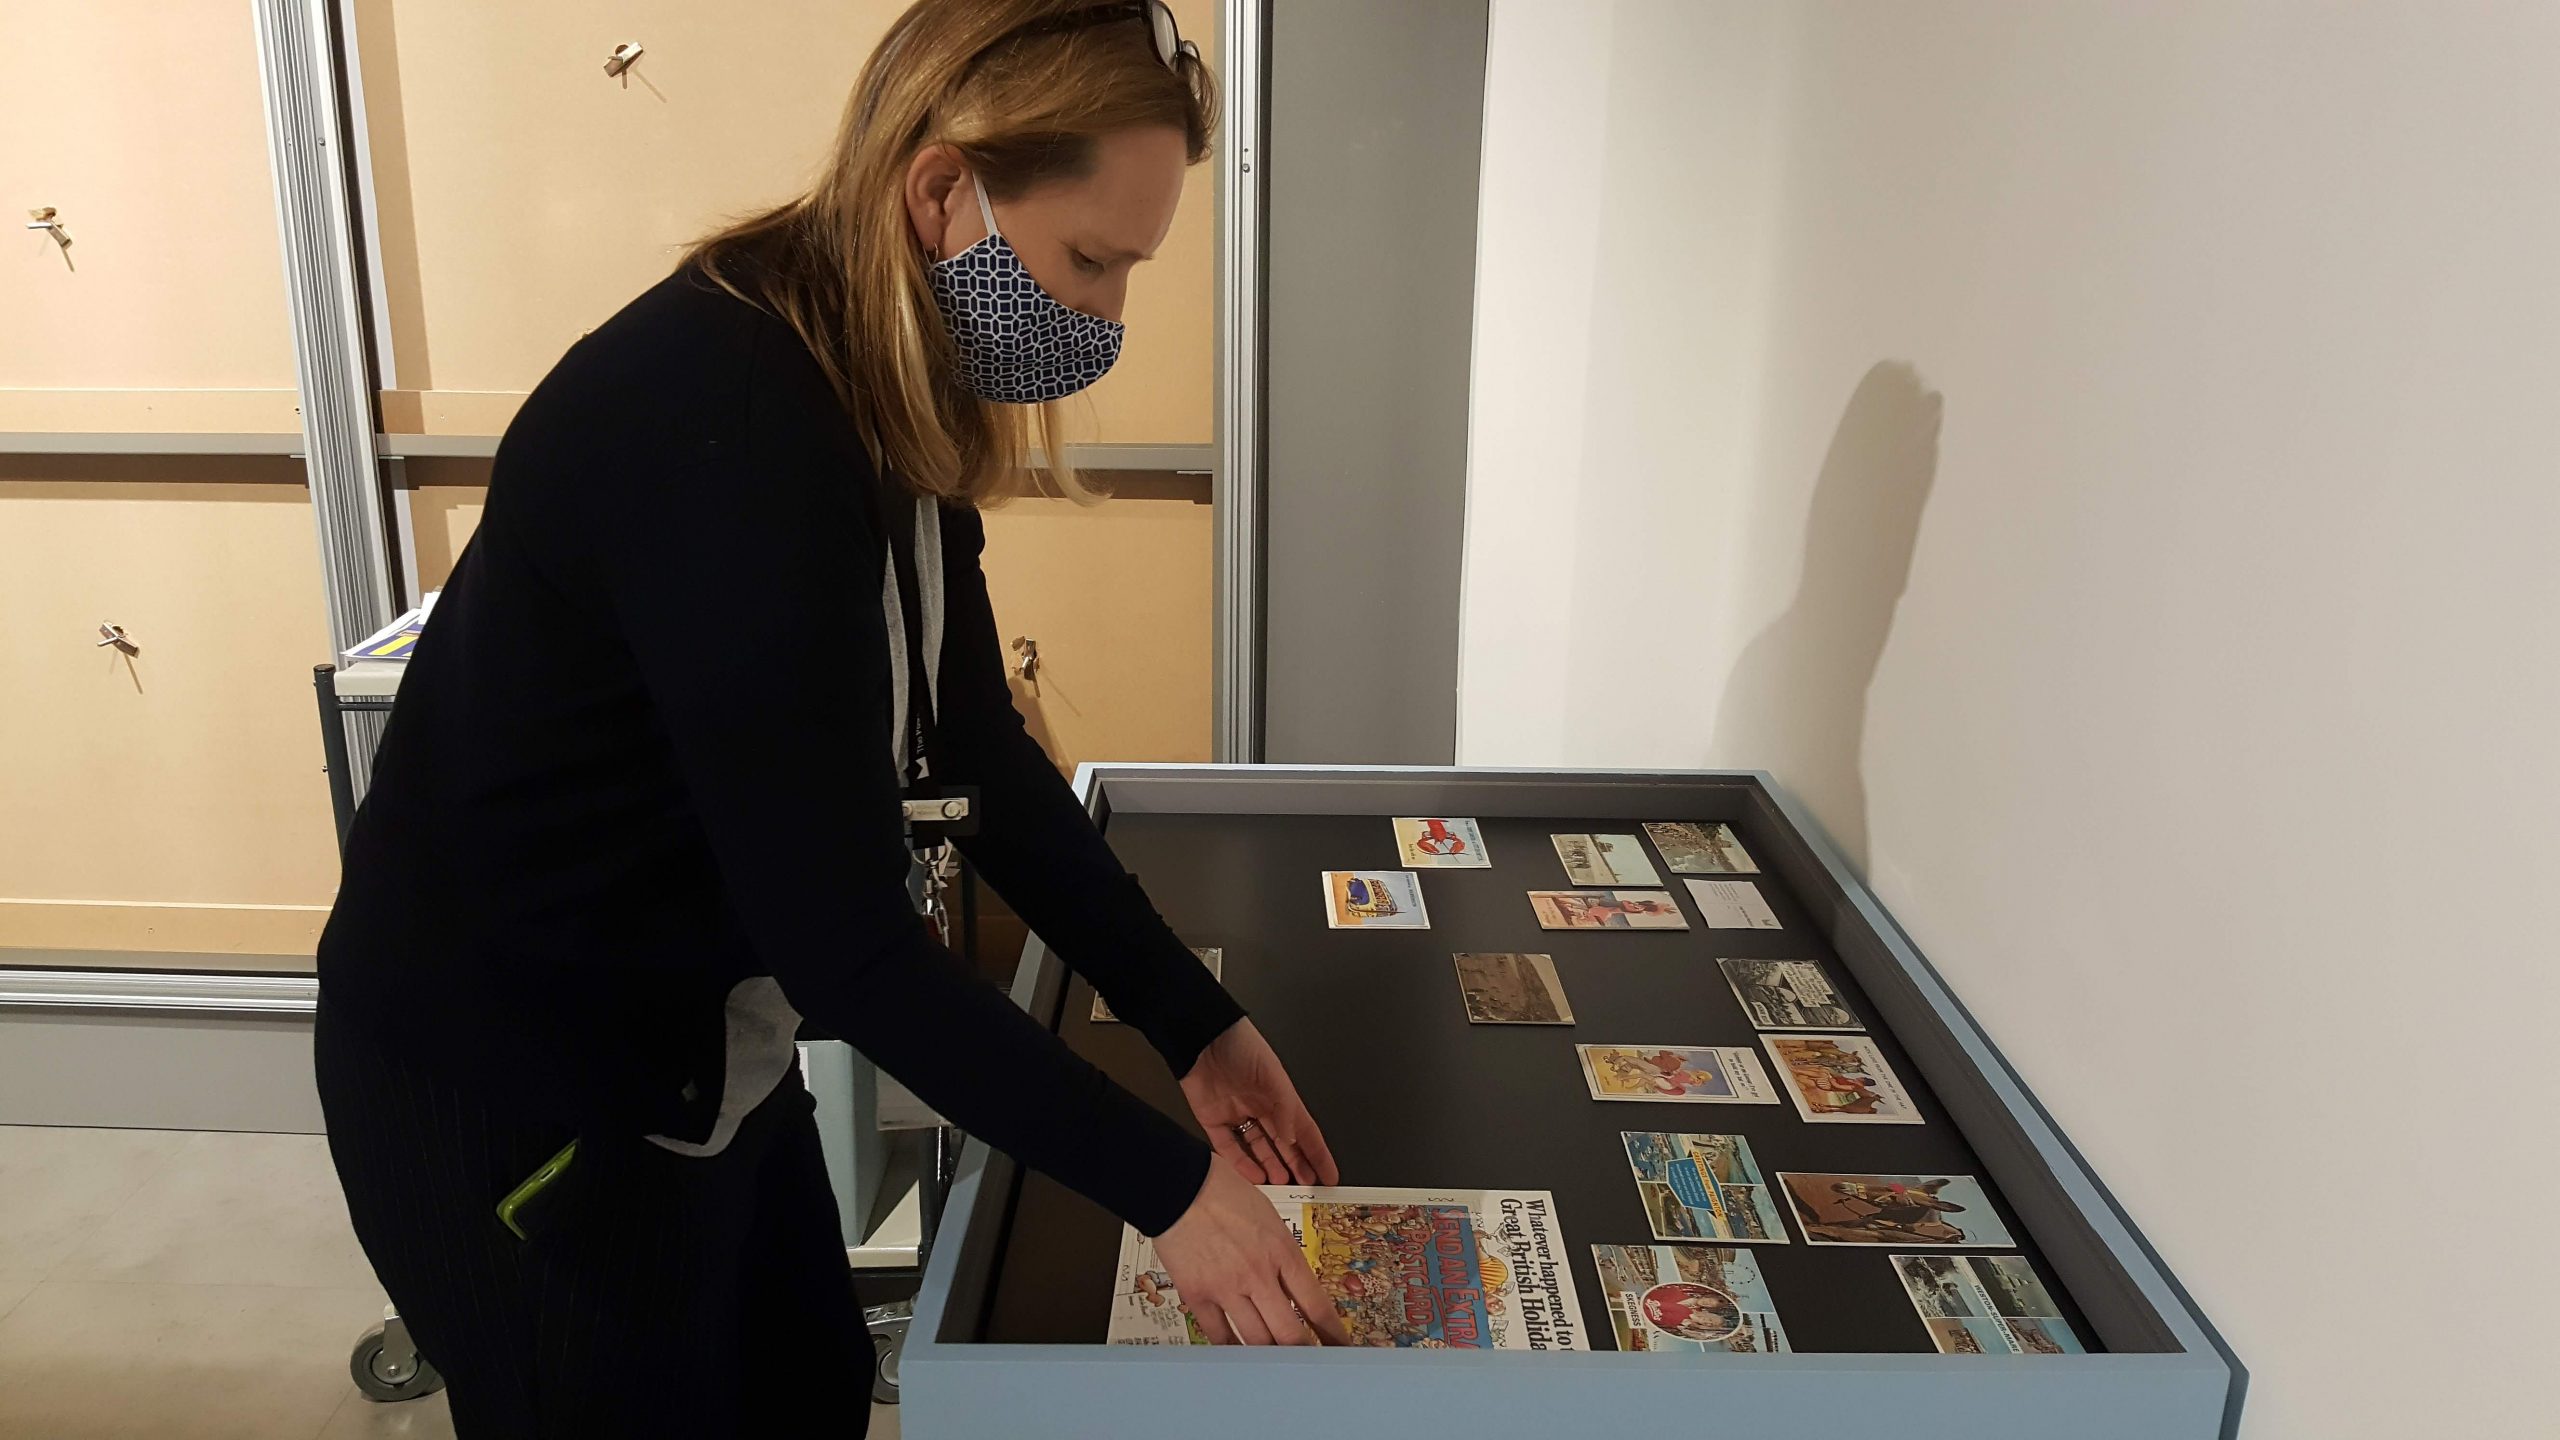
[604,41,644,81]
[901,796,972,825]
[26,207,72,269]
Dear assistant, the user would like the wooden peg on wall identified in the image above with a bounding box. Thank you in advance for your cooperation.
[27,207,72,270]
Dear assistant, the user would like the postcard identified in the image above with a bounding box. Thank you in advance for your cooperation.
[1323,871,1430,930]
[1892,1254,2083,1354]
[1578,1045,1779,1105]
[1644,821,1759,875]
[1551,833,1661,887]
[1093,947,1223,1024]
[1719,958,1862,1031]
[1774,1172,2015,1248]
[1685,878,1781,930]
[1761,1033,1922,1123]
[1110,1185,1589,1349]
[1590,1244,1790,1354]
[1394,817,1491,868]
[1529,890,1688,931]
[1620,1131,1789,1244]
[1453,952,1574,1024]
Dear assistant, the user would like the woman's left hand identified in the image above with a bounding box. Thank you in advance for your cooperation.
[1179,1018,1340,1187]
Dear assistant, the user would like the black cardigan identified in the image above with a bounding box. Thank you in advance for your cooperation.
[317,266,1240,1236]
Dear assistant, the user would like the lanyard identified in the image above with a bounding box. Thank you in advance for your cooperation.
[880,493,937,787]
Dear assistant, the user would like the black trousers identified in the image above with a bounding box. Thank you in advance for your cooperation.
[316,1000,871,1438]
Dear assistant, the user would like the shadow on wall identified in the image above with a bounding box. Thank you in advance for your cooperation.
[1713,361,1942,874]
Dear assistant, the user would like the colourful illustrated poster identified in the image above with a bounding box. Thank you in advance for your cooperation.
[1109,1186,1588,1350]
[1453,952,1575,1024]
[1643,821,1758,875]
[1590,1244,1790,1354]
[1619,1131,1789,1244]
[1577,1045,1779,1105]
[1775,1172,2016,1248]
[1719,958,1862,1031]
[1529,890,1688,931]
[1322,871,1431,929]
[1394,817,1491,868]
[1762,1033,1923,1124]
[1093,947,1223,1023]
[1892,1254,2083,1355]
[1551,833,1660,887]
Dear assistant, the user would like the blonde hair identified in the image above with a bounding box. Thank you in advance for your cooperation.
[687,0,1216,506]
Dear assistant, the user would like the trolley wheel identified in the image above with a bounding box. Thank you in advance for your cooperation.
[349,1323,446,1403]
[865,1301,912,1406]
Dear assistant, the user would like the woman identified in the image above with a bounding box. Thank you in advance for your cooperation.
[315,3,1344,1433]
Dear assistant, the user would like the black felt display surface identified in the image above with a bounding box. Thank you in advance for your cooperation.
[975,810,2101,1354]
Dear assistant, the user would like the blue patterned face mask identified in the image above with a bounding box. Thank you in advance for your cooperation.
[928,175,1126,404]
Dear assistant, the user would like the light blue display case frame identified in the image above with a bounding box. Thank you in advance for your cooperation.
[904,765,2245,1439]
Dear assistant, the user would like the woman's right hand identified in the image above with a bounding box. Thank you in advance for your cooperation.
[1151,1160,1354,1346]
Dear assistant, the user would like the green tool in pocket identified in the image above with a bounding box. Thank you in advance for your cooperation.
[496,1139,580,1241]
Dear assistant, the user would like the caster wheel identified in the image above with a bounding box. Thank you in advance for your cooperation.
[350,1322,447,1403]
[865,1300,912,1407]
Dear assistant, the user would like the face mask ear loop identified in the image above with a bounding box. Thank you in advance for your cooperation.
[969,172,1000,241]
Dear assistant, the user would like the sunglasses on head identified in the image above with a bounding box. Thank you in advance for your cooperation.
[1001,0,1199,71]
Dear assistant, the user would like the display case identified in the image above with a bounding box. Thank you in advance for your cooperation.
[904,765,2242,1439]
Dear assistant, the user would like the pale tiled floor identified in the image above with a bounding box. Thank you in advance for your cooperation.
[0,1126,899,1439]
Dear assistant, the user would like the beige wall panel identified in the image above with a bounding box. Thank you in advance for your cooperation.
[359,0,1214,445]
[407,460,496,589]
[978,478,1213,771]
[353,0,898,398]
[0,390,301,435]
[0,4,297,416]
[0,459,340,959]
[404,471,1209,771]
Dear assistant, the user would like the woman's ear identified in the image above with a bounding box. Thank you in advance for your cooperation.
[904,144,968,260]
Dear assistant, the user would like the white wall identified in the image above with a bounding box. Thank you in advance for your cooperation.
[1461,4,2560,1435]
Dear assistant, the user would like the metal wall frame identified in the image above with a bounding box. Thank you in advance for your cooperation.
[1213,0,1268,763]
[251,0,399,794]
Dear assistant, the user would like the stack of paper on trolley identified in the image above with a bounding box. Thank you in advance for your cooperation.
[341,591,440,665]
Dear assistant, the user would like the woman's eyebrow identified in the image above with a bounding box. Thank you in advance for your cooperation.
[1076,236,1155,264]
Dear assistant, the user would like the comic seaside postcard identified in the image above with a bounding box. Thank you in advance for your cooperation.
[1578,1045,1780,1105]
[1619,1131,1789,1244]
[1109,1186,1588,1350]
[1590,1244,1791,1354]
[1529,890,1688,931]
[1762,1033,1922,1123]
